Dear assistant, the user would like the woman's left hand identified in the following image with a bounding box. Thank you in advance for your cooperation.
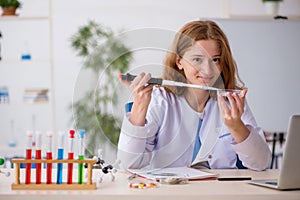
[217,89,250,143]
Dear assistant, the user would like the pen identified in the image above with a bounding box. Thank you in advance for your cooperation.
[217,177,252,181]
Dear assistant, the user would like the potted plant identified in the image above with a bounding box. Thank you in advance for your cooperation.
[0,0,22,16]
[262,0,283,15]
[70,20,132,158]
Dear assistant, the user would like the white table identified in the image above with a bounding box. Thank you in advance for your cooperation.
[0,168,299,200]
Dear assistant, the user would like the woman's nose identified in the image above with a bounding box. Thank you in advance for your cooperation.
[198,59,213,74]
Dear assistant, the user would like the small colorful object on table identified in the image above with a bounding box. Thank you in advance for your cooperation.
[0,157,11,177]
[128,181,159,189]
[0,157,4,165]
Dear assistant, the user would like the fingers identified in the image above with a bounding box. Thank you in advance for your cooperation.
[118,73,131,87]
[234,89,247,114]
[130,72,151,93]
[240,88,248,99]
[218,89,248,122]
[227,92,246,117]
[217,93,230,118]
[119,72,152,92]
[226,93,238,116]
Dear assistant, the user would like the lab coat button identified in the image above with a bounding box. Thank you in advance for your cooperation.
[208,155,212,159]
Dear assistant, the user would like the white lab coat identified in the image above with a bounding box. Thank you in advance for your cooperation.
[117,87,271,171]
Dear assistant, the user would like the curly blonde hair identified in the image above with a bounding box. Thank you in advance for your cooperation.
[162,20,244,96]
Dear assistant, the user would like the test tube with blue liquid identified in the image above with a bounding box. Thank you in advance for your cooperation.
[78,129,85,184]
[56,131,64,184]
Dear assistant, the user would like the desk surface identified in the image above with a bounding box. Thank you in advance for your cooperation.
[0,169,299,200]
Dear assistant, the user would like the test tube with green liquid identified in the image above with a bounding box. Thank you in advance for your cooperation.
[78,129,85,184]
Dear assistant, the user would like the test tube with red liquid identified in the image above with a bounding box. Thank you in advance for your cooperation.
[35,131,42,184]
[25,131,33,184]
[67,129,75,184]
[46,131,53,184]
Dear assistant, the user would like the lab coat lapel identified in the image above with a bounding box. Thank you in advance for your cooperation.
[192,99,223,165]
[151,109,198,168]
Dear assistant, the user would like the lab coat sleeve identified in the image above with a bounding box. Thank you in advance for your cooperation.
[117,116,156,169]
[232,126,271,171]
[117,88,166,169]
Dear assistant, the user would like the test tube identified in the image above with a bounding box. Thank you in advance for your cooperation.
[46,131,53,184]
[25,131,33,184]
[56,131,64,184]
[67,129,75,184]
[78,129,85,184]
[35,131,42,184]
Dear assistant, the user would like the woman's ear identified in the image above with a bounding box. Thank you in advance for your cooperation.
[176,55,183,70]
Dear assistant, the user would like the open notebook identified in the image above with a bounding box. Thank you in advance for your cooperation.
[247,115,300,190]
[128,166,218,181]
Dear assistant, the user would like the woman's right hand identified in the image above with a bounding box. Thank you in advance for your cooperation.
[119,72,154,126]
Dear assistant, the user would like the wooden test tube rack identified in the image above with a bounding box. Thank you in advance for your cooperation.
[11,158,97,190]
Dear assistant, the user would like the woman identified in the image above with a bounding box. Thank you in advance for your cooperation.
[117,20,271,171]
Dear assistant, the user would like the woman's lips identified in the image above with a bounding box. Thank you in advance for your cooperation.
[197,75,213,84]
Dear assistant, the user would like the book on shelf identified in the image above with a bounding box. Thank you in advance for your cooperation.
[24,88,49,94]
[23,88,49,103]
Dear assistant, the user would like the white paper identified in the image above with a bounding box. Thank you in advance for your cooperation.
[128,167,218,180]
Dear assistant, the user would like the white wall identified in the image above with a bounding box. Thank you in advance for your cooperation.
[1,0,300,160]
[215,19,300,132]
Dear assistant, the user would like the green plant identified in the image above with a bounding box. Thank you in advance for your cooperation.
[0,0,22,8]
[70,20,132,157]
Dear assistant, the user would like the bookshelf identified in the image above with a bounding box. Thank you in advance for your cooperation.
[221,0,300,20]
[0,0,55,154]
